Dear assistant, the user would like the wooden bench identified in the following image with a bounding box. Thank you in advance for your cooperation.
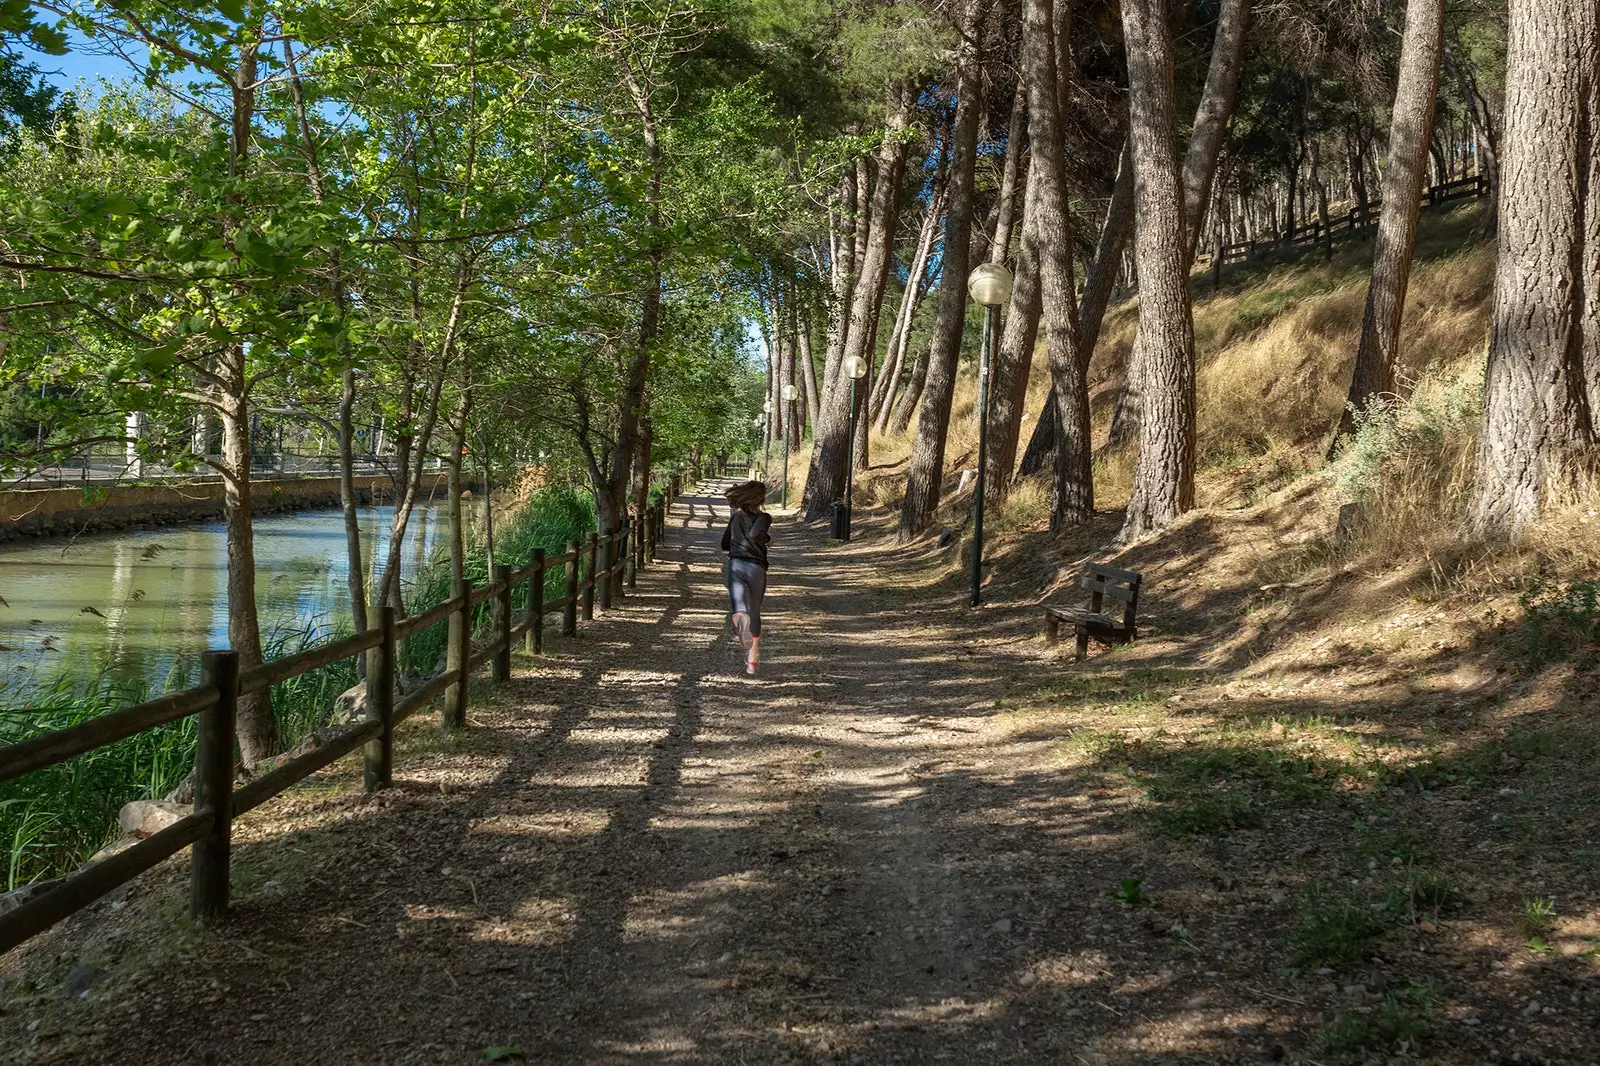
[1044,563,1143,661]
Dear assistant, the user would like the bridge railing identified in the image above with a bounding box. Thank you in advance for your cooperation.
[0,475,693,955]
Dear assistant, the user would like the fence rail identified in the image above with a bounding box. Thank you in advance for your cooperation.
[0,472,697,956]
[1214,172,1490,269]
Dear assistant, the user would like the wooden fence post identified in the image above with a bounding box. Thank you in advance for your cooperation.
[627,510,640,587]
[645,503,656,562]
[583,533,597,622]
[563,540,579,636]
[445,580,472,729]
[492,563,512,683]
[618,515,632,594]
[598,532,613,612]
[527,548,545,654]
[192,649,238,922]
[364,605,395,792]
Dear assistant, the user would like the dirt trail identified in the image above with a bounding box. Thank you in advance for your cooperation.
[4,481,1464,1065]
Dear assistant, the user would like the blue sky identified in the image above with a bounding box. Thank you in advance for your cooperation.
[20,24,144,92]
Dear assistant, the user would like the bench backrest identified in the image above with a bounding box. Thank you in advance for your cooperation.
[1080,562,1141,635]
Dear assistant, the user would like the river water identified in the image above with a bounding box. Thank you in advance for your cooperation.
[0,504,452,695]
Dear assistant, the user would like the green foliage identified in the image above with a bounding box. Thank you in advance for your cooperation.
[1108,875,1155,907]
[1317,979,1436,1059]
[1518,896,1556,938]
[1148,791,1264,837]
[1291,881,1397,968]
[1519,579,1600,661]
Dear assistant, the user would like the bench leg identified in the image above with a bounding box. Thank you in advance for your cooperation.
[1045,616,1060,644]
[1075,628,1089,662]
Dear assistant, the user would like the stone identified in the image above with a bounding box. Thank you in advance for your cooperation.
[993,918,1015,934]
[331,681,369,725]
[60,964,104,999]
[118,800,188,838]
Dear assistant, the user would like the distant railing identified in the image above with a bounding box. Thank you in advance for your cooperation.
[1213,172,1490,269]
[0,471,690,955]
[5,452,440,489]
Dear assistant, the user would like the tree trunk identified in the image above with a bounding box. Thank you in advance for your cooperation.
[797,304,821,428]
[1467,0,1597,538]
[822,170,859,406]
[283,37,366,645]
[989,77,1029,265]
[631,416,653,519]
[447,398,468,595]
[1312,137,1332,262]
[890,345,931,435]
[805,103,916,520]
[899,0,989,539]
[981,155,1044,505]
[1335,0,1445,444]
[1106,0,1249,447]
[1018,140,1134,477]
[599,65,664,591]
[1117,0,1198,542]
[1446,37,1501,236]
[218,365,275,765]
[871,189,945,426]
[220,39,276,766]
[1028,0,1092,527]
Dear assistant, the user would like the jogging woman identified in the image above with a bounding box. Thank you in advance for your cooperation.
[720,480,772,675]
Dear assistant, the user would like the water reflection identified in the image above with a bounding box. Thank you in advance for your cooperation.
[0,504,450,693]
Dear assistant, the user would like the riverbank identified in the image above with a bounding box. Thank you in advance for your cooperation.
[0,473,455,542]
[0,483,599,890]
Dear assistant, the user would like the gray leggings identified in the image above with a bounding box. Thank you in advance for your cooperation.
[726,558,767,637]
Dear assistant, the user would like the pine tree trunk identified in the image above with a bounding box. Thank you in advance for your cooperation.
[1030,0,1092,527]
[871,190,945,425]
[1106,0,1249,447]
[797,304,821,428]
[989,78,1029,265]
[1468,0,1597,538]
[899,0,988,539]
[1018,140,1134,477]
[1335,0,1445,444]
[1117,0,1197,542]
[890,345,931,435]
[804,93,914,518]
[981,154,1044,504]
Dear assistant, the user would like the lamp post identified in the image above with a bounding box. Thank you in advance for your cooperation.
[780,383,798,508]
[840,354,868,541]
[762,398,773,476]
[967,261,1015,607]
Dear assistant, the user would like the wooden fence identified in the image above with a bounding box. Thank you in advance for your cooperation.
[0,474,692,956]
[1215,173,1489,268]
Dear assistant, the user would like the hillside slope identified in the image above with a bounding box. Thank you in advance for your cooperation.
[836,201,1600,1062]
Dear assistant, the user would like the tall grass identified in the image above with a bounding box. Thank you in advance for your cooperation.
[0,483,599,889]
[400,484,596,677]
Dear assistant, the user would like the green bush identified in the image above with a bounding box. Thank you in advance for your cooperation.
[1519,578,1600,662]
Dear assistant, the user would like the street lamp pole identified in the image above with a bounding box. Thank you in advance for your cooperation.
[966,262,1015,608]
[780,383,798,508]
[840,354,868,542]
[762,398,773,477]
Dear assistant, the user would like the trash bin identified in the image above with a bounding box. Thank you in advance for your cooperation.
[830,499,850,541]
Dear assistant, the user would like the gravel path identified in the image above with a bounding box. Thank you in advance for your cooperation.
[6,480,1252,1065]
